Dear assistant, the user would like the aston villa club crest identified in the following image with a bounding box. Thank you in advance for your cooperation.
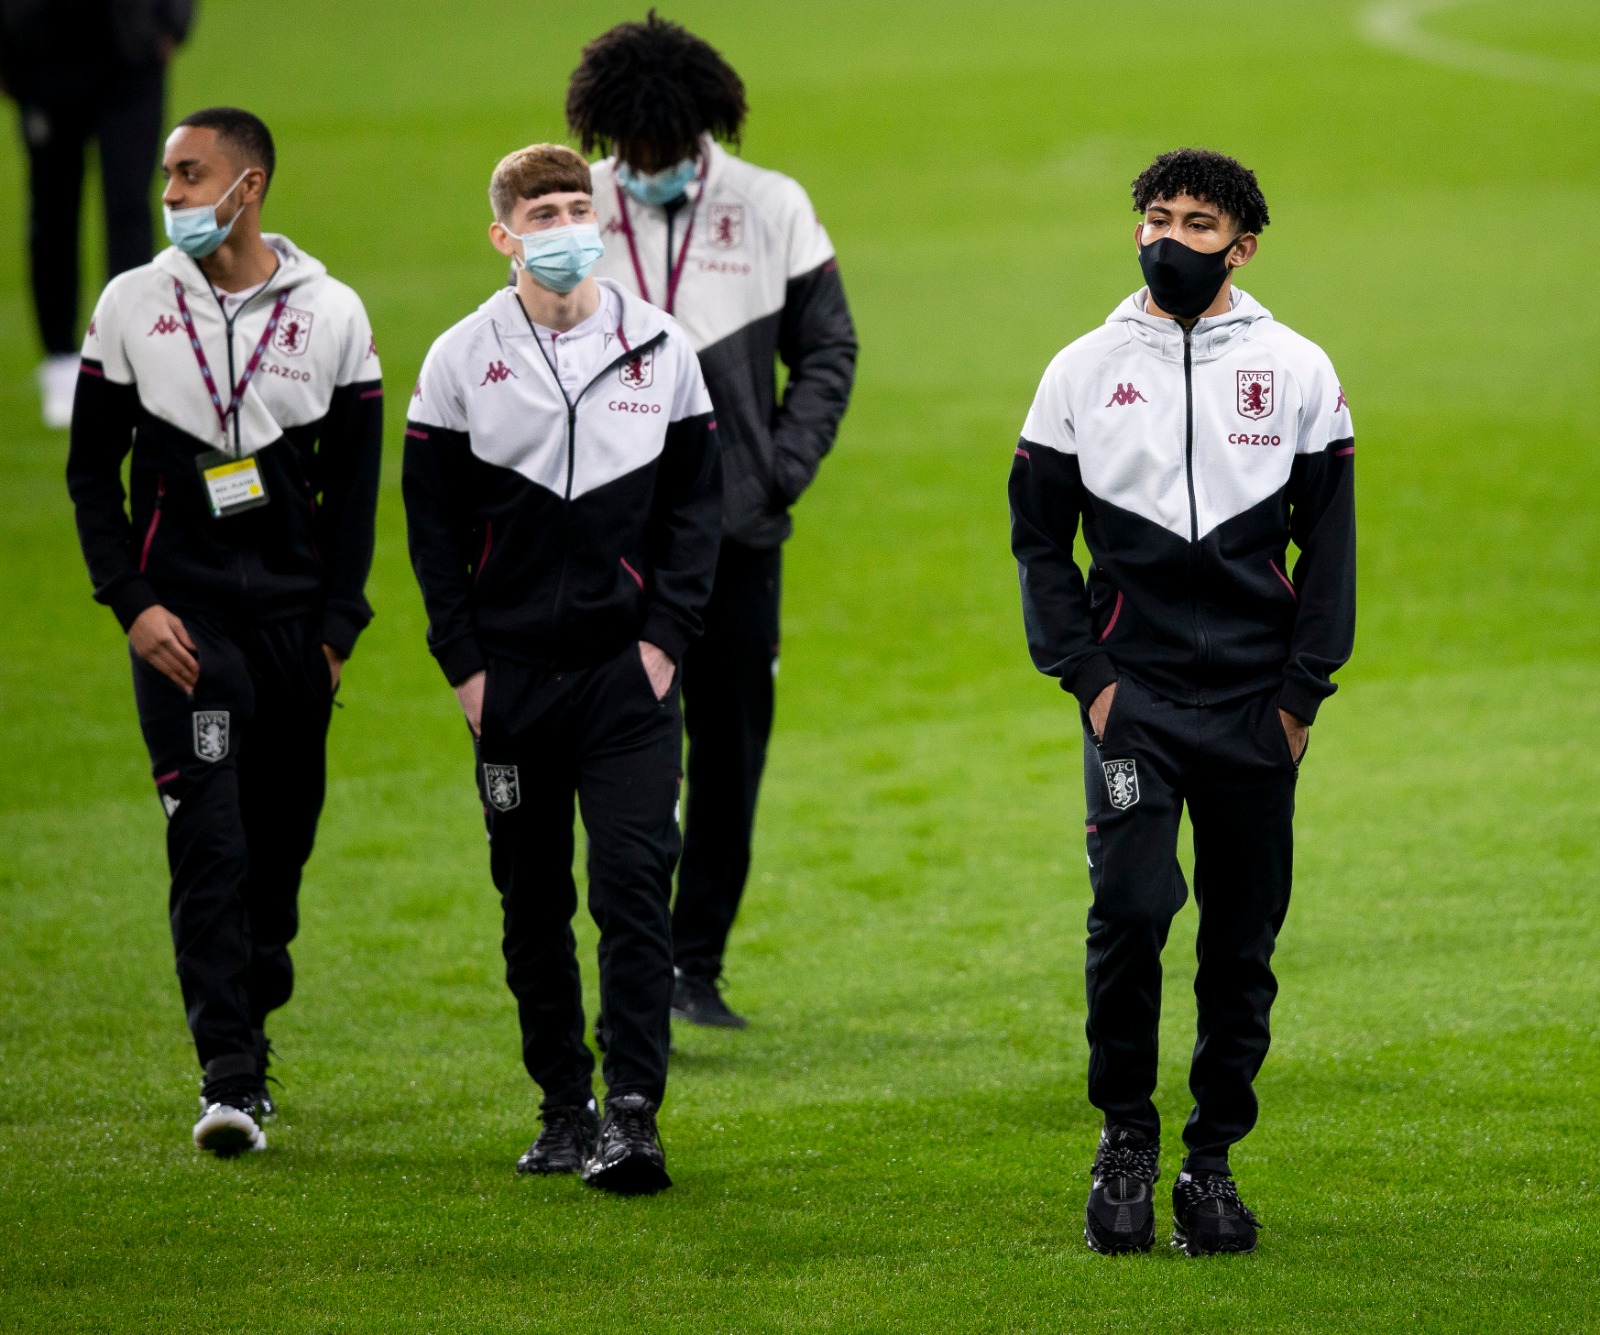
[708,203,744,250]
[1237,370,1273,420]
[193,711,230,763]
[484,763,521,812]
[273,307,314,357]
[1102,758,1140,810]
[618,350,654,391]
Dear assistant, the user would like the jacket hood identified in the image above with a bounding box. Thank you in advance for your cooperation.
[153,233,327,297]
[1107,287,1272,364]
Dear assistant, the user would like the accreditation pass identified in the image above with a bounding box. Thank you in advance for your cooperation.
[196,448,271,518]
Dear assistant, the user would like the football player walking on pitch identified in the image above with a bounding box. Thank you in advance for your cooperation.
[65,108,383,1156]
[1009,149,1355,1254]
[403,145,721,1194]
[566,14,858,1030]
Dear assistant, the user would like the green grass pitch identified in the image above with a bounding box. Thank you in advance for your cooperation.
[2,1,1598,1329]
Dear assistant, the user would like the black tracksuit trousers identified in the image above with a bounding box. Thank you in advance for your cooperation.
[475,646,683,1110]
[1081,677,1298,1174]
[672,540,781,983]
[17,60,165,355]
[130,613,332,1079]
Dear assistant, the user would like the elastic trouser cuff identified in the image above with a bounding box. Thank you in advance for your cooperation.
[1181,1151,1232,1177]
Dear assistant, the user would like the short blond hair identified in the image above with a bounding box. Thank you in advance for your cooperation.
[489,144,592,223]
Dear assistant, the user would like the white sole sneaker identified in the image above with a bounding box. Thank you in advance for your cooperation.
[193,1102,267,1156]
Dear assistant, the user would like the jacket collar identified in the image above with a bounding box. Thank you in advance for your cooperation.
[483,278,673,353]
[152,233,322,299]
[1107,287,1271,364]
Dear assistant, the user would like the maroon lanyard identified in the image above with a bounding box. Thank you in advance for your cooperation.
[613,152,706,315]
[172,278,292,444]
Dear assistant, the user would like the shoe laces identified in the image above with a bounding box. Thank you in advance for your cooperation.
[541,1104,591,1138]
[605,1101,656,1146]
[1175,1173,1260,1226]
[1093,1140,1160,1186]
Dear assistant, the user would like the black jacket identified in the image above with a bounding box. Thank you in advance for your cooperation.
[403,281,723,684]
[591,140,857,549]
[1010,290,1355,723]
[66,238,383,656]
[1,0,192,94]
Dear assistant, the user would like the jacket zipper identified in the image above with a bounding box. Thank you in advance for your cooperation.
[1182,326,1212,692]
[139,473,166,572]
[527,311,669,636]
[212,284,267,598]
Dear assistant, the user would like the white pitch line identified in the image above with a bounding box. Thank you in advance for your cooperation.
[1360,0,1600,95]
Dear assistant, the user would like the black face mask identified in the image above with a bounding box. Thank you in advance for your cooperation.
[1137,235,1240,320]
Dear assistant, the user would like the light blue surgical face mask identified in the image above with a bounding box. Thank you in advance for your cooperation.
[617,158,698,207]
[163,171,249,259]
[513,222,605,294]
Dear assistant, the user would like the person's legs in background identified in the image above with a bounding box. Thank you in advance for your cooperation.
[672,541,780,1024]
[95,60,164,281]
[19,97,91,426]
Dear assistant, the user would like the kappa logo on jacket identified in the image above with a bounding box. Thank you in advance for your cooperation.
[1237,370,1274,420]
[273,308,314,357]
[147,314,181,336]
[1104,382,1147,407]
[619,350,654,390]
[708,204,744,250]
[193,711,230,763]
[480,360,518,386]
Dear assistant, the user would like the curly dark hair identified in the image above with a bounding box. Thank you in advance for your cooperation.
[1131,148,1269,234]
[566,11,747,173]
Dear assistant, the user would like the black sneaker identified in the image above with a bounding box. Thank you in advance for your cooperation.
[671,971,747,1029]
[193,1077,267,1156]
[1171,1170,1260,1255]
[1084,1125,1160,1253]
[516,1098,600,1175]
[581,1093,671,1195]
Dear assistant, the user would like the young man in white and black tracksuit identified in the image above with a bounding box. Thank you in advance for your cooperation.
[403,145,721,1195]
[65,109,382,1156]
[1009,150,1355,1256]
[567,16,858,1027]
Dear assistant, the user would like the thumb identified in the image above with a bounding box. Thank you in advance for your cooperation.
[171,614,196,651]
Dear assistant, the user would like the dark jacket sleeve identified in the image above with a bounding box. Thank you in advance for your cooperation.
[313,378,383,659]
[1278,437,1356,724]
[769,259,857,505]
[641,412,724,662]
[401,421,485,685]
[1008,440,1118,711]
[65,360,159,631]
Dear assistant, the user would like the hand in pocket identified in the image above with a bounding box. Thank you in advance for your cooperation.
[639,641,674,701]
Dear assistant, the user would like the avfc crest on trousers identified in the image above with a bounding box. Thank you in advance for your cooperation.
[484,763,521,812]
[1102,758,1140,810]
[1237,370,1274,420]
[193,711,230,763]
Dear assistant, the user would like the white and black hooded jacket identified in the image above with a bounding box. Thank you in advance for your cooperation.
[1009,288,1355,723]
[66,235,384,656]
[402,279,722,685]
[591,139,856,549]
